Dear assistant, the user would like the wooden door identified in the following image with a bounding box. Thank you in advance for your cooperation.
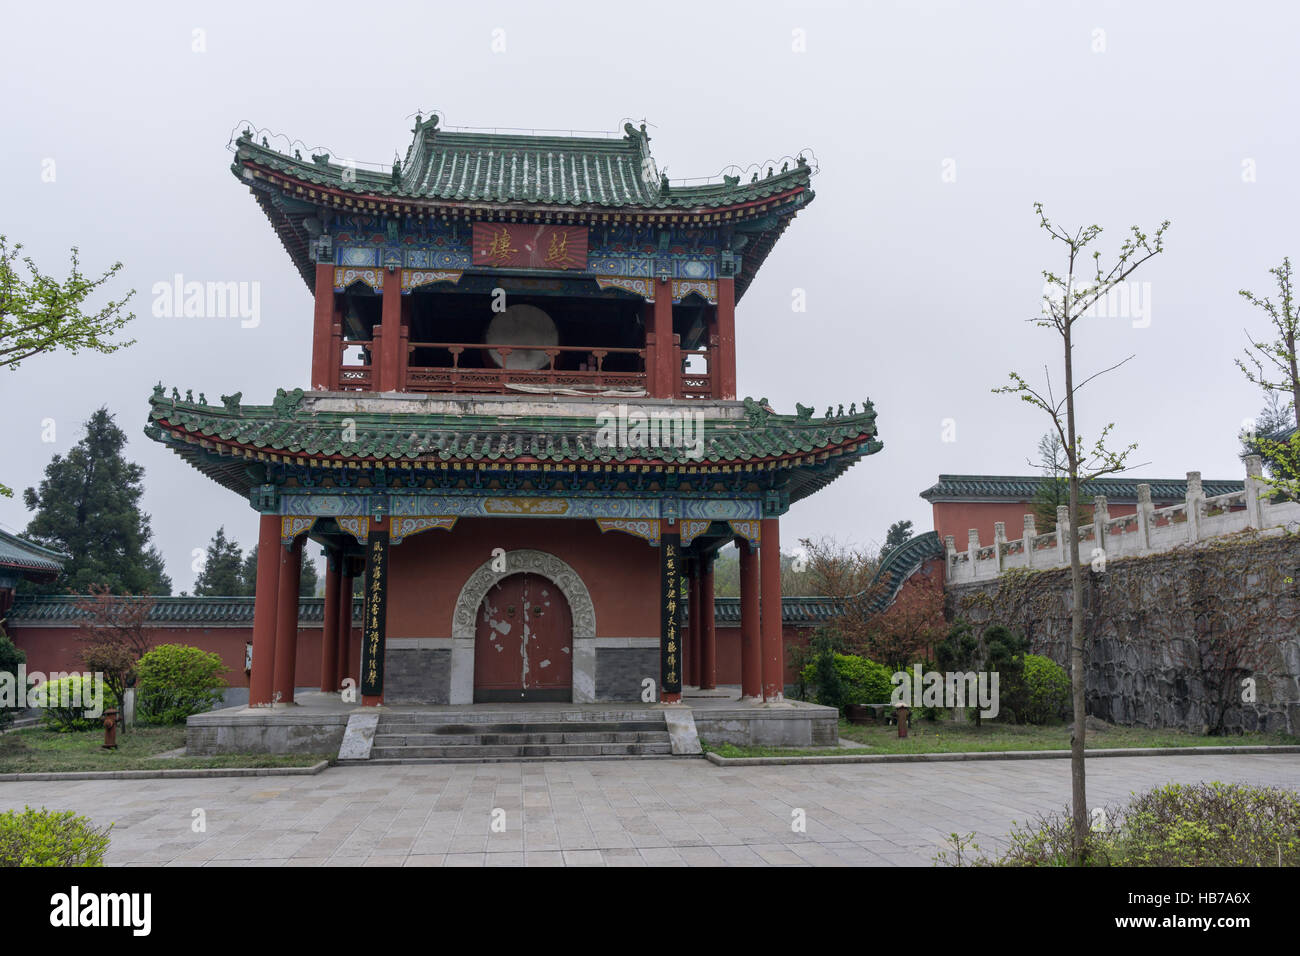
[474,573,573,702]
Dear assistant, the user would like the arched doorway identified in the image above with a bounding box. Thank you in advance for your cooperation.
[473,572,573,702]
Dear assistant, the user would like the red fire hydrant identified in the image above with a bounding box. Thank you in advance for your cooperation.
[895,703,910,739]
[102,708,118,750]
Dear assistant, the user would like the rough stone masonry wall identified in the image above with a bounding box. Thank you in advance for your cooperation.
[948,532,1300,735]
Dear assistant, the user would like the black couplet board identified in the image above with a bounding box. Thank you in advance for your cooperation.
[660,532,682,695]
[361,529,388,697]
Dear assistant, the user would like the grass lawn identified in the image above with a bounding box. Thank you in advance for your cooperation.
[0,725,330,773]
[702,718,1300,759]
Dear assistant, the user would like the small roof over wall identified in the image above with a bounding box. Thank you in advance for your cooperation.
[0,530,67,582]
[920,474,1244,505]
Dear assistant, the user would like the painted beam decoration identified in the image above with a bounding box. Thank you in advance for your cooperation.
[472,223,588,270]
[660,531,682,696]
[280,493,761,522]
[361,528,388,697]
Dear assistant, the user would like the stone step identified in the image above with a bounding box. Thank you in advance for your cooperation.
[366,753,682,765]
[372,730,667,747]
[374,720,666,736]
[369,741,673,760]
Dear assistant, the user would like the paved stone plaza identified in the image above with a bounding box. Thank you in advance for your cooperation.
[2,754,1297,866]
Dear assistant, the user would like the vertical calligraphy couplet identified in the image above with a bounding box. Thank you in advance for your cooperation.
[660,532,682,697]
[361,528,389,699]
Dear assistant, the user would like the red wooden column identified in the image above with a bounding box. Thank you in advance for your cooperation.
[715,277,737,400]
[336,569,354,691]
[311,264,335,390]
[652,282,675,397]
[249,514,282,707]
[700,553,717,690]
[759,517,784,701]
[686,559,701,688]
[378,268,403,392]
[739,538,762,700]
[319,552,340,692]
[271,536,303,703]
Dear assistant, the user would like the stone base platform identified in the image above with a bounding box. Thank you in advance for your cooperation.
[185,687,837,757]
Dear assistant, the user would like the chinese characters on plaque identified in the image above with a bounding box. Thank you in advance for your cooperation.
[361,529,388,697]
[660,532,682,695]
[471,223,588,270]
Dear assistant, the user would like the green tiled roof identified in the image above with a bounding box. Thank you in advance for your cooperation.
[145,389,883,501]
[11,594,829,627]
[920,474,1244,503]
[0,530,68,577]
[234,117,812,210]
[860,531,945,614]
[9,594,359,625]
[713,595,838,625]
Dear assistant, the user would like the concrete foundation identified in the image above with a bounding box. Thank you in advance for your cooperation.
[184,688,837,756]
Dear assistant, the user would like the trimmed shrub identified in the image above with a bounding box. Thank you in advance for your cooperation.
[134,644,227,724]
[800,653,894,709]
[1017,654,1071,724]
[39,674,109,733]
[938,781,1300,867]
[0,806,112,866]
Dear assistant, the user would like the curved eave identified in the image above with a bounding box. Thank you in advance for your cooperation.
[147,409,880,503]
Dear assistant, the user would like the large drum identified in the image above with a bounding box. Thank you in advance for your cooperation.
[485,304,558,370]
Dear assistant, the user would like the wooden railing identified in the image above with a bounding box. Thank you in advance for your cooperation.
[337,339,374,391]
[679,347,712,398]
[403,342,647,393]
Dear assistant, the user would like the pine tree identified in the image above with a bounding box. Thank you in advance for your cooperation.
[883,520,914,551]
[22,407,171,594]
[238,545,320,597]
[193,527,244,596]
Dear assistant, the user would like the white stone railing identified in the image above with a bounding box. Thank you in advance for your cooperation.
[946,456,1300,584]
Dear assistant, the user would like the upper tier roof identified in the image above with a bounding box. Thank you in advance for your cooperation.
[233,116,813,210]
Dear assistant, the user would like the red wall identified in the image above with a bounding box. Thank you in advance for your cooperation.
[8,623,360,691]
[387,518,660,638]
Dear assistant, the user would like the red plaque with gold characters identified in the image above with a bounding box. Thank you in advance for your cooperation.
[472,223,588,270]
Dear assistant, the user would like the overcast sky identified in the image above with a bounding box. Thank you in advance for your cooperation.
[3,0,1297,593]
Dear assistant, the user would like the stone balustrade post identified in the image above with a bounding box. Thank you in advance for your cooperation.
[1136,483,1152,551]
[993,521,1007,571]
[1093,495,1109,561]
[1244,455,1266,528]
[1185,471,1203,542]
[1022,514,1036,568]
[967,528,981,579]
[1056,505,1070,565]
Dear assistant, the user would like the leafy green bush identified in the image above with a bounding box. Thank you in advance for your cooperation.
[134,644,227,724]
[1017,654,1071,724]
[936,781,1300,867]
[0,806,112,866]
[39,674,108,733]
[800,653,894,709]
[0,629,24,731]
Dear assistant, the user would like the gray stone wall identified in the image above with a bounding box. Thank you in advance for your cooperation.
[950,533,1300,735]
[384,648,451,704]
[595,647,659,702]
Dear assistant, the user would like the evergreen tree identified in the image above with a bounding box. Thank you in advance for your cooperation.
[883,520,914,551]
[238,545,320,597]
[22,407,170,594]
[193,527,244,596]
